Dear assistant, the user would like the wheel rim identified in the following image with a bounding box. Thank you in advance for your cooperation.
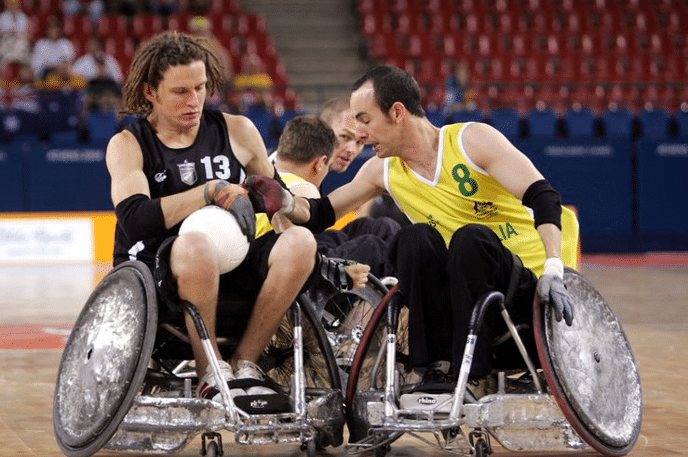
[53,261,157,455]
[534,269,642,455]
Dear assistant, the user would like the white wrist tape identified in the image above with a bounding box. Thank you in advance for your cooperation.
[280,188,296,216]
[543,257,564,278]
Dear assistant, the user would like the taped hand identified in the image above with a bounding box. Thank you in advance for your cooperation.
[243,176,295,219]
[205,180,256,242]
[536,257,574,326]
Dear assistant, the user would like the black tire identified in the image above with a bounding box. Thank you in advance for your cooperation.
[345,285,407,446]
[300,274,389,384]
[53,261,158,457]
[204,440,219,457]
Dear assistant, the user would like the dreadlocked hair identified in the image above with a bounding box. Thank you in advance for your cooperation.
[120,31,224,117]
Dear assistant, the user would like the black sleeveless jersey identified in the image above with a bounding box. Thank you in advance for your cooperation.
[113,109,247,267]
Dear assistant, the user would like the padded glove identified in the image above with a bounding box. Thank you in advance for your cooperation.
[243,176,295,219]
[536,257,574,326]
[205,180,256,242]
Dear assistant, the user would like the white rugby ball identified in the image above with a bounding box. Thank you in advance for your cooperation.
[179,205,250,274]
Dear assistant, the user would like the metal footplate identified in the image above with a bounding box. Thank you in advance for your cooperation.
[105,389,344,453]
[104,396,228,453]
[235,415,315,445]
[364,392,588,454]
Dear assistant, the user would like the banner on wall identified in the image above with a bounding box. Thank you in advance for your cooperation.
[0,218,94,263]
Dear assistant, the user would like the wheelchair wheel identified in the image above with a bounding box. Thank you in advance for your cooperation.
[300,274,389,383]
[263,296,341,394]
[345,285,410,446]
[534,268,643,456]
[53,261,158,457]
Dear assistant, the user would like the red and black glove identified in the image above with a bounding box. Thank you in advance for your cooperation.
[243,175,295,219]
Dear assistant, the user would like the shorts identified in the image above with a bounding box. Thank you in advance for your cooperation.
[153,231,281,335]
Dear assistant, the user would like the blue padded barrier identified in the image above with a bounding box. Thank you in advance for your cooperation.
[638,140,688,235]
[517,139,634,252]
[675,110,688,140]
[602,107,634,140]
[490,107,520,139]
[0,142,26,211]
[25,141,112,211]
[527,107,558,138]
[638,107,670,140]
[564,107,595,139]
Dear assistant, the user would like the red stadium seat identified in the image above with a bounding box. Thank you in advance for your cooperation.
[131,14,164,38]
[405,33,437,58]
[63,14,95,39]
[97,14,128,37]
[369,33,403,60]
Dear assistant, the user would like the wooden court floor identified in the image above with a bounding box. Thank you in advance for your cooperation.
[0,256,686,457]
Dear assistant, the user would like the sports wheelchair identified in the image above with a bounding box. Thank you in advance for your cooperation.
[53,259,391,457]
[345,268,643,457]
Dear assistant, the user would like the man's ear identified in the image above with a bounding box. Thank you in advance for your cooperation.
[315,155,329,173]
[390,101,405,123]
[143,83,155,103]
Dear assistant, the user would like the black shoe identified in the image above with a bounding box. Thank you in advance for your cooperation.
[412,361,456,393]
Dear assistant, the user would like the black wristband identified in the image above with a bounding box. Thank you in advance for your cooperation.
[301,196,336,234]
[115,193,166,240]
[522,179,562,230]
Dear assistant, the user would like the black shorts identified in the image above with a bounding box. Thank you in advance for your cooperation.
[154,231,281,334]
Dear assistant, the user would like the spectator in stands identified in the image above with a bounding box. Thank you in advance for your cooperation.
[188,16,232,88]
[443,59,474,116]
[73,36,123,112]
[0,0,31,65]
[63,0,105,27]
[32,16,75,80]
[73,36,123,85]
[35,59,87,91]
[0,61,39,112]
[234,52,273,111]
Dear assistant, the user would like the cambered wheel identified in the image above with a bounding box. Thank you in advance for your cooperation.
[263,297,341,393]
[300,274,389,384]
[534,268,643,456]
[53,261,158,457]
[345,285,408,447]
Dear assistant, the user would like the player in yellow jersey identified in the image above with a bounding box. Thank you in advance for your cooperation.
[246,65,577,396]
[266,114,395,279]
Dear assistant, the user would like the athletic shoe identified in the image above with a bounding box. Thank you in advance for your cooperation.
[466,375,498,400]
[196,360,246,402]
[412,360,456,393]
[234,360,278,396]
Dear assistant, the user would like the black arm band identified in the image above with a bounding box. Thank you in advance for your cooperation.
[521,179,562,230]
[301,197,336,234]
[115,193,167,240]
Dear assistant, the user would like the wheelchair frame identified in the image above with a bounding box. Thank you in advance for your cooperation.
[344,269,643,457]
[53,260,356,457]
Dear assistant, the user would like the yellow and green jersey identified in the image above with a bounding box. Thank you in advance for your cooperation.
[384,122,579,276]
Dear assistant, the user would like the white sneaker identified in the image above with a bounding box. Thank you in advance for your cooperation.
[196,360,246,402]
[235,360,276,396]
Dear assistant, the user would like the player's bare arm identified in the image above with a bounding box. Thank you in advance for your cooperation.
[106,130,211,228]
[462,122,562,258]
[328,155,386,219]
[224,113,275,178]
[283,154,386,225]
